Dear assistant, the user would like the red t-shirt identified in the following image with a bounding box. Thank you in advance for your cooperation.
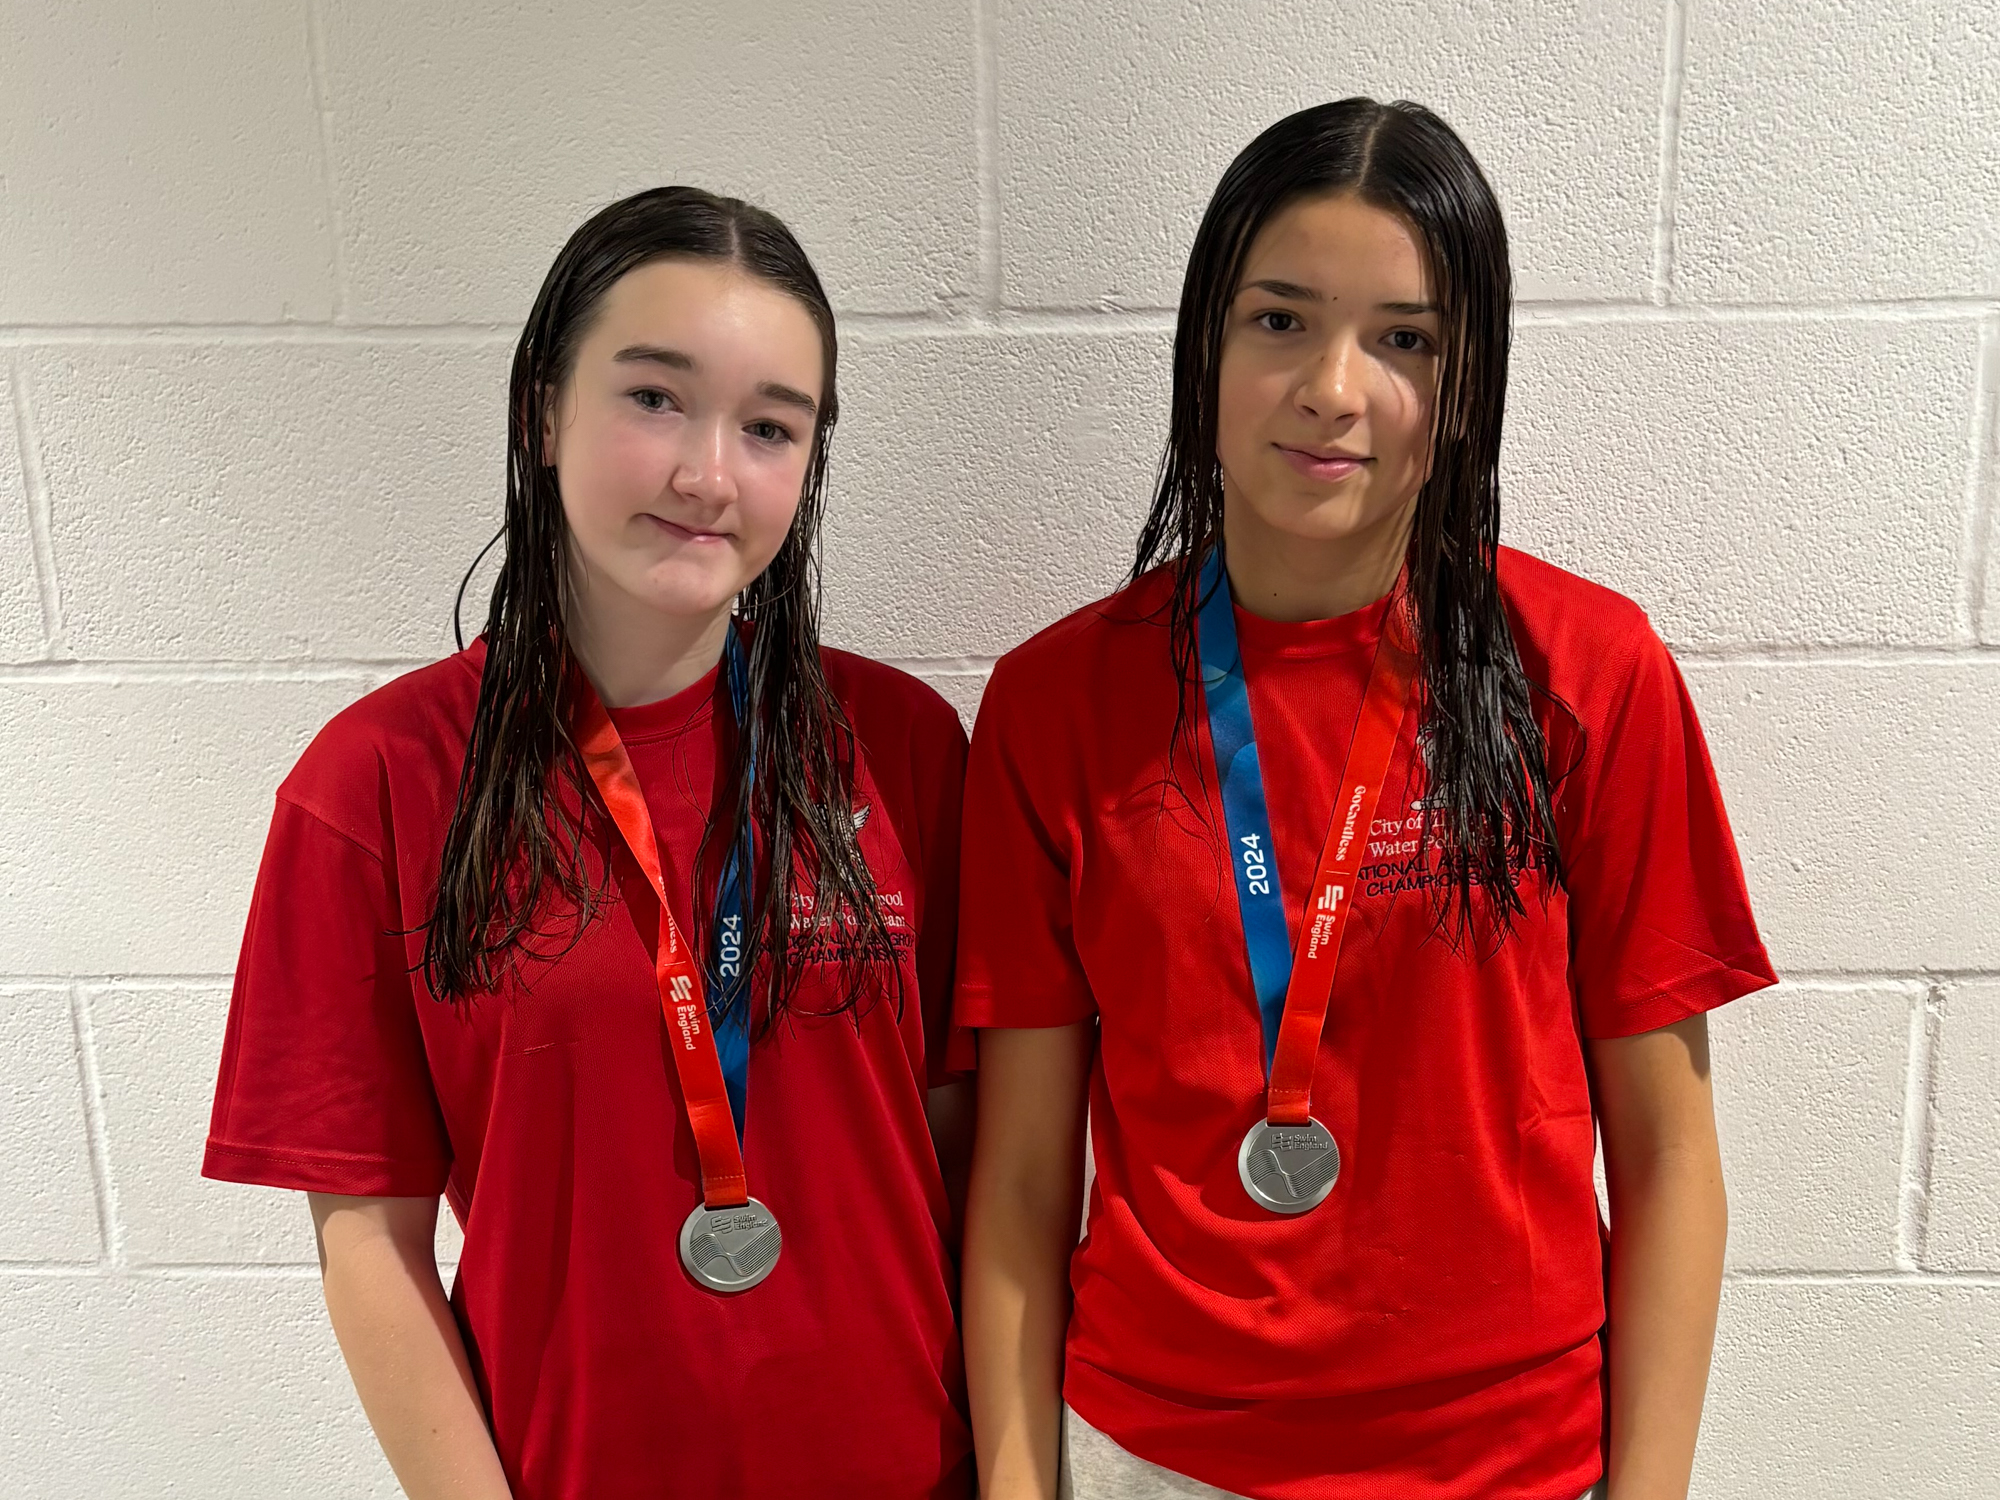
[955,550,1776,1500]
[204,640,974,1500]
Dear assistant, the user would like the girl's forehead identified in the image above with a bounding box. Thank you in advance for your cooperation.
[579,260,825,391]
[593,260,811,336]
[1239,196,1433,302]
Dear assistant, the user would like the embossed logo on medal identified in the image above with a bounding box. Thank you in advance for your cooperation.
[679,1198,784,1293]
[1237,1117,1340,1214]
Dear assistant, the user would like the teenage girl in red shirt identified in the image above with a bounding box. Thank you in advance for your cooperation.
[204,188,975,1499]
[958,100,1776,1500]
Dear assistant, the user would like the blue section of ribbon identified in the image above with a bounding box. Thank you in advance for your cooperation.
[709,625,754,1144]
[1195,548,1294,1074]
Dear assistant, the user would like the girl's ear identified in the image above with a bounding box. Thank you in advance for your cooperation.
[538,383,565,469]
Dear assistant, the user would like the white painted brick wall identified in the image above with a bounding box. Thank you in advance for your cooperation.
[1,3,1993,1495]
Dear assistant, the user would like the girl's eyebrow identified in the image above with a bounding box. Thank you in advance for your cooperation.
[757,382,818,415]
[614,343,695,370]
[1239,277,1321,301]
[1236,281,1437,317]
[613,344,817,414]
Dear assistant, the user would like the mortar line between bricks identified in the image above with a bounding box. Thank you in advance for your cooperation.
[0,660,418,684]
[1752,976,2000,988]
[7,967,1988,991]
[302,0,349,324]
[1675,644,2000,665]
[0,324,519,345]
[0,655,1000,683]
[1650,0,1691,304]
[68,983,125,1270]
[972,0,1002,311]
[0,1262,321,1280]
[1896,985,1947,1270]
[3,975,237,988]
[877,654,996,675]
[3,302,2000,345]
[1963,318,1999,642]
[0,648,1995,686]
[8,359,63,652]
[1724,1270,2000,1288]
[1756,975,1933,995]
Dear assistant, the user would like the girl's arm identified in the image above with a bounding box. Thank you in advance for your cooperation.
[308,1194,514,1500]
[1589,1013,1728,1500]
[962,1022,1095,1500]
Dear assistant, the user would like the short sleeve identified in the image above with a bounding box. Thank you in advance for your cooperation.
[954,655,1098,1029]
[906,694,974,1085]
[1562,625,1777,1038]
[203,796,452,1196]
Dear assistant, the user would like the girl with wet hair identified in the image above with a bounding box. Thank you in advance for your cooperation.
[959,100,1774,1500]
[205,187,975,1499]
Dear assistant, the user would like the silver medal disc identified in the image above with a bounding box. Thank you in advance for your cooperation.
[1237,1116,1340,1214]
[678,1197,783,1293]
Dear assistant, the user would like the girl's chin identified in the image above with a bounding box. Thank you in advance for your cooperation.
[607,564,748,621]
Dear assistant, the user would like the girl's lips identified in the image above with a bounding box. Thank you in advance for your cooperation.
[644,515,731,543]
[1277,445,1370,483]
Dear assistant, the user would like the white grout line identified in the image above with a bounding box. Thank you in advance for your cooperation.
[0,1262,320,1280]
[303,0,350,324]
[1757,975,1931,996]
[1513,298,2000,328]
[1,300,1995,348]
[0,324,518,346]
[1651,0,1692,305]
[8,359,63,654]
[1,1261,1990,1287]
[1964,317,1999,643]
[72,976,237,993]
[843,309,1177,338]
[68,983,125,1270]
[1724,1269,1997,1289]
[0,646,1996,690]
[1776,968,2000,986]
[878,654,996,675]
[1895,983,1948,1272]
[1675,644,2000,666]
[8,968,1996,990]
[972,0,1003,311]
[0,659,409,684]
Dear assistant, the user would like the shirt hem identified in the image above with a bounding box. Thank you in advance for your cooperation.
[1063,1338,1604,1500]
[202,1138,451,1198]
[953,983,1095,1029]
[1582,951,1778,1039]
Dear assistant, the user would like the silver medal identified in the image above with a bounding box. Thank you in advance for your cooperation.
[1237,1117,1340,1214]
[678,1197,783,1293]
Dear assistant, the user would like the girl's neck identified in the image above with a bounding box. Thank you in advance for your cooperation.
[567,582,732,709]
[1220,497,1414,624]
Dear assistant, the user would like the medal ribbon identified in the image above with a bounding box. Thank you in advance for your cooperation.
[1196,547,1416,1128]
[574,628,756,1209]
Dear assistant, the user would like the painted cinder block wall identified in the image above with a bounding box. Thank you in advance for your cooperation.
[2,1,1995,1494]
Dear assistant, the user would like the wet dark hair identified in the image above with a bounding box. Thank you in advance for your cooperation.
[424,186,897,1026]
[1132,98,1565,935]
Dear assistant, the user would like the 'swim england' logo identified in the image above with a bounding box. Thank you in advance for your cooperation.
[852,803,871,831]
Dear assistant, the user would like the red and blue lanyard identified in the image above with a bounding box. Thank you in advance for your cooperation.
[1196,546,1416,1126]
[574,627,755,1208]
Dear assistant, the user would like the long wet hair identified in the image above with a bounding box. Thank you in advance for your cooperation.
[422,186,898,1027]
[1132,99,1565,934]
